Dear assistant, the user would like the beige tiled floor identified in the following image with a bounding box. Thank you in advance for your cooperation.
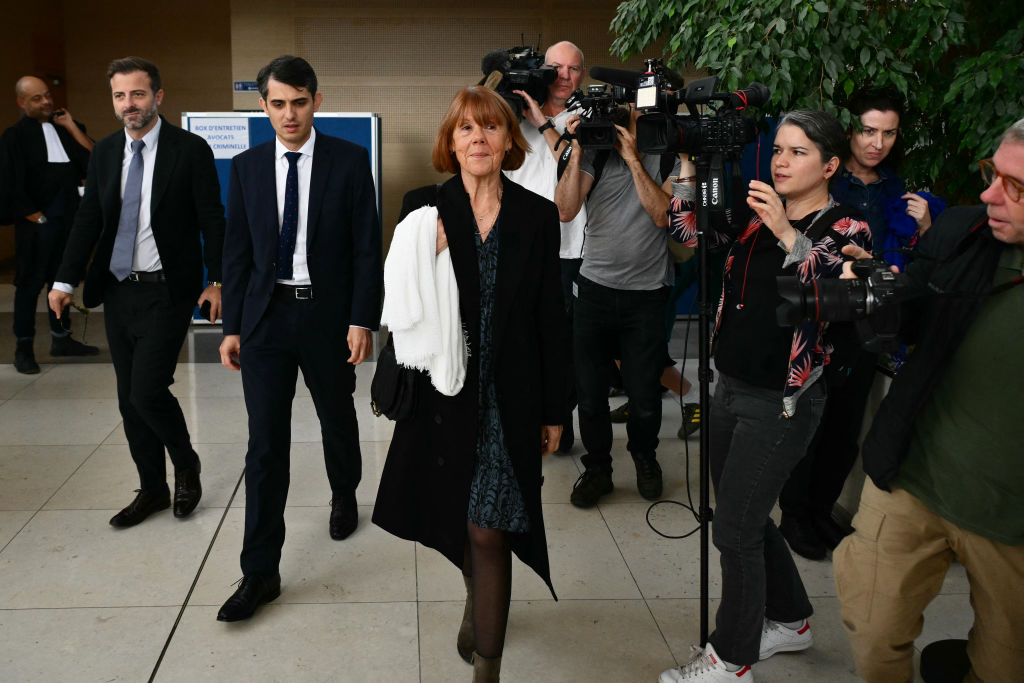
[0,330,972,681]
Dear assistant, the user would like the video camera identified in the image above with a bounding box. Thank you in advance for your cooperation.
[569,59,678,150]
[776,258,908,352]
[480,45,555,121]
[635,73,768,157]
[569,84,633,150]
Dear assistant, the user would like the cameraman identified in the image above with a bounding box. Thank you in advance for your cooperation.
[554,102,679,507]
[504,40,586,452]
[834,119,1024,682]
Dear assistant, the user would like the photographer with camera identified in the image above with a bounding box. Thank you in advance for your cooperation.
[504,40,587,452]
[777,88,948,561]
[833,119,1024,683]
[660,110,871,682]
[554,98,679,508]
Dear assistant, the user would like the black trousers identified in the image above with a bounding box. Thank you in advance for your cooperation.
[103,278,199,492]
[779,350,878,520]
[13,217,71,339]
[239,288,362,575]
[574,276,669,472]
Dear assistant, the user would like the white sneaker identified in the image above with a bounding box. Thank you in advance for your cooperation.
[759,618,813,660]
[659,642,754,682]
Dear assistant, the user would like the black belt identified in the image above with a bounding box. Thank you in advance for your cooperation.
[275,284,315,300]
[125,270,166,283]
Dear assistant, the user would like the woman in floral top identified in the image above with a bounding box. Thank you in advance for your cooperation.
[658,110,871,683]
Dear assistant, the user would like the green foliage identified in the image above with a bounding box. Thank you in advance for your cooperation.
[609,0,1024,201]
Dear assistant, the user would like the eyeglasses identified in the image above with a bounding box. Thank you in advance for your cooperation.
[979,158,1024,202]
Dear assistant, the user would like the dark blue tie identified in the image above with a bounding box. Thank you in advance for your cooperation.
[277,151,302,280]
[111,139,145,280]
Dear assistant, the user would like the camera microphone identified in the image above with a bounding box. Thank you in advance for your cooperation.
[588,65,645,90]
[727,83,770,109]
[481,49,511,76]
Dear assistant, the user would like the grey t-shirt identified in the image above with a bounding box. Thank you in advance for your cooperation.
[578,150,677,290]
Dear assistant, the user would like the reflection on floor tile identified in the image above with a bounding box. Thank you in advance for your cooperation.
[0,445,95,511]
[0,398,122,445]
[0,357,979,680]
[0,606,177,682]
[0,509,220,608]
[158,602,419,682]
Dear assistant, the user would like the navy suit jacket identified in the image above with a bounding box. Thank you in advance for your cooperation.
[56,116,225,308]
[222,129,382,343]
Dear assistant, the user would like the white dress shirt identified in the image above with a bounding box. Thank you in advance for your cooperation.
[275,128,315,286]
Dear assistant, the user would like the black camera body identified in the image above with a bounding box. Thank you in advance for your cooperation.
[573,84,633,150]
[481,46,555,120]
[776,258,908,352]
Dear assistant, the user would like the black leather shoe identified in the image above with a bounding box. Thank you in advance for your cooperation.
[779,514,827,561]
[50,335,100,356]
[632,454,663,500]
[329,492,358,540]
[811,512,852,550]
[217,573,281,622]
[570,468,613,508]
[173,464,202,518]
[14,339,40,374]
[109,489,170,528]
[920,639,970,682]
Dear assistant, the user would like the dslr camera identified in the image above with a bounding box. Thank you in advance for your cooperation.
[776,258,909,352]
[480,45,555,120]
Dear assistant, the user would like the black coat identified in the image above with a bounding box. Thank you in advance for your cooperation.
[56,116,224,308]
[0,115,90,224]
[862,205,1006,489]
[372,174,570,596]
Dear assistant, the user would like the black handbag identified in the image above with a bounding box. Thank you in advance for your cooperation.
[370,333,417,420]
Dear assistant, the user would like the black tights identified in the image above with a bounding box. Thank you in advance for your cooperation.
[464,522,512,659]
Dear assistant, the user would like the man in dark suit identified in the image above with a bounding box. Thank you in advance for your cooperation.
[2,75,98,374]
[217,55,381,622]
[49,57,224,528]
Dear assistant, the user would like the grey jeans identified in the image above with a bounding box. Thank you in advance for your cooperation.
[708,372,825,665]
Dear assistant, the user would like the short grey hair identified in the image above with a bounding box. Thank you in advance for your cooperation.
[999,118,1024,146]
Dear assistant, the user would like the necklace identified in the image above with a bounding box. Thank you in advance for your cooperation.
[473,186,503,235]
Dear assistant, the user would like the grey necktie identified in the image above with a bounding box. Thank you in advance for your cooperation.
[110,139,146,280]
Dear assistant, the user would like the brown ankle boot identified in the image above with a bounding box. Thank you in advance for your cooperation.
[471,652,501,682]
[457,574,474,663]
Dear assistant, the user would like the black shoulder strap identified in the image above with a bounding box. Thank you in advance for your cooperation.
[588,150,612,196]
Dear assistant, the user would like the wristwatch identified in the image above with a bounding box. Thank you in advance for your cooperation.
[35,215,47,224]
[208,281,222,288]
[537,119,555,134]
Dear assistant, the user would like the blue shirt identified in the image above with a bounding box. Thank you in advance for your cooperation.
[831,165,905,248]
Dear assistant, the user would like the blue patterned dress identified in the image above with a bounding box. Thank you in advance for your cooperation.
[466,219,530,533]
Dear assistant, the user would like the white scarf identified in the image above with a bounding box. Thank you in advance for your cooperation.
[380,205,466,396]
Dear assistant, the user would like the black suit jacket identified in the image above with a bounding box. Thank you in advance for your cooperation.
[56,116,225,308]
[373,174,569,597]
[0,115,90,224]
[221,129,382,342]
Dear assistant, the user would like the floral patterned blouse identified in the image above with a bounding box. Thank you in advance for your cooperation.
[668,193,872,416]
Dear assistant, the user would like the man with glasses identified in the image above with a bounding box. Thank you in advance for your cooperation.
[504,40,586,453]
[833,118,1024,682]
